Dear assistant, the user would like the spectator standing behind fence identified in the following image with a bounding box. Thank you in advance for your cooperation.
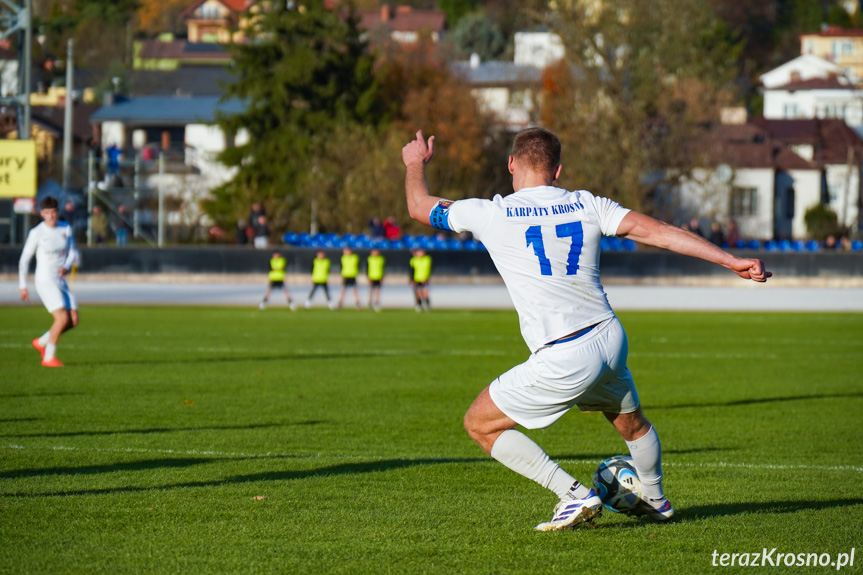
[689,218,704,238]
[337,247,361,310]
[383,216,401,240]
[235,219,249,246]
[409,248,432,312]
[90,205,110,244]
[366,248,385,311]
[249,202,266,228]
[59,200,84,242]
[105,143,121,186]
[304,251,334,310]
[253,215,270,249]
[726,220,740,248]
[112,204,132,245]
[368,217,385,238]
[708,222,725,247]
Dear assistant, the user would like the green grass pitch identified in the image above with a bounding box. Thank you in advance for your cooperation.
[1,307,861,574]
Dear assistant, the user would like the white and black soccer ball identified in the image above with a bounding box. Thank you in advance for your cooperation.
[592,455,642,513]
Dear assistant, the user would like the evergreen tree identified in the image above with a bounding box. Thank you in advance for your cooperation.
[209,0,381,234]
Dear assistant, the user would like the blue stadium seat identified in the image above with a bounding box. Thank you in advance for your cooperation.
[790,240,804,252]
[735,240,746,249]
[764,240,778,252]
[283,232,299,245]
[622,238,637,251]
[778,239,792,252]
[387,239,405,249]
[805,240,820,252]
[852,240,863,251]
[463,239,481,251]
[606,237,622,251]
[447,238,463,251]
[746,239,761,250]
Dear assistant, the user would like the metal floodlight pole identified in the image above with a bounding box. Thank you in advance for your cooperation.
[62,38,73,191]
[87,149,94,246]
[133,156,140,239]
[158,151,164,247]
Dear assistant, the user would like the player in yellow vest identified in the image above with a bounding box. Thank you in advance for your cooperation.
[260,251,295,310]
[337,247,361,309]
[366,248,385,311]
[304,250,334,309]
[409,248,432,311]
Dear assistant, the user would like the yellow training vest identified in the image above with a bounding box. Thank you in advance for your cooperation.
[312,257,331,283]
[410,255,432,283]
[268,256,286,282]
[341,254,359,278]
[367,255,385,281]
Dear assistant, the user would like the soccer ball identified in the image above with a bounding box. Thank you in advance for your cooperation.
[592,455,642,513]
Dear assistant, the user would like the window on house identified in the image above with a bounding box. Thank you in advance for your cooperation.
[731,187,758,217]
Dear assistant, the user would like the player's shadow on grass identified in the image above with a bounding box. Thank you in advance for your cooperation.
[0,392,86,399]
[680,498,863,520]
[552,446,729,462]
[81,350,430,367]
[5,457,488,498]
[647,391,863,410]
[0,421,322,438]
[0,457,250,479]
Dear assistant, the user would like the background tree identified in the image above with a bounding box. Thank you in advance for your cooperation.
[135,0,190,37]
[446,11,506,61]
[539,0,740,214]
[207,0,382,236]
[299,35,510,236]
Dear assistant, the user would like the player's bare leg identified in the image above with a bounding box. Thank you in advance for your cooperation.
[465,386,602,531]
[604,408,674,521]
[42,308,76,367]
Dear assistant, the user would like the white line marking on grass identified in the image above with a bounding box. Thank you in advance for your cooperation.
[3,444,861,473]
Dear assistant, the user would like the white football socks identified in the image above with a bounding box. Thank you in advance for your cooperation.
[38,332,50,347]
[44,343,56,361]
[625,425,664,500]
[490,429,590,500]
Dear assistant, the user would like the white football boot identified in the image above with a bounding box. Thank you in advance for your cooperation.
[535,489,603,532]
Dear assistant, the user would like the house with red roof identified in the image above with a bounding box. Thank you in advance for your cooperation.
[800,25,863,80]
[181,0,254,44]
[760,54,863,137]
[357,5,446,45]
[675,116,822,241]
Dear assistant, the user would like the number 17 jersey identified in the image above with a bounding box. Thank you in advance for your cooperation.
[432,186,630,353]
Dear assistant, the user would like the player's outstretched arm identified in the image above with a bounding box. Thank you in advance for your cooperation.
[402,130,445,227]
[616,211,772,282]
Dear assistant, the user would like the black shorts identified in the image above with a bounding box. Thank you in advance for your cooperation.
[414,281,428,289]
[369,279,382,287]
[269,280,284,288]
[343,277,357,287]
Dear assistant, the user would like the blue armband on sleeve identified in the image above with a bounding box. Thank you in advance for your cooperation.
[429,200,454,232]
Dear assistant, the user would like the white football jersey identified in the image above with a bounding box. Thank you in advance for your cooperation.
[19,221,79,289]
[432,186,630,352]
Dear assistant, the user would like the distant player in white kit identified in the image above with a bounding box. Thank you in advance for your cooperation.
[402,128,771,531]
[19,196,81,368]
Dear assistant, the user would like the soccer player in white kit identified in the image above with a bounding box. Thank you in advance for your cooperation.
[402,128,771,531]
[19,196,81,368]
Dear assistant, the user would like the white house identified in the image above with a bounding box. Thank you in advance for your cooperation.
[676,121,822,240]
[761,54,863,134]
[451,30,562,131]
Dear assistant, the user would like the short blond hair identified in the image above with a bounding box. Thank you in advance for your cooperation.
[511,128,561,177]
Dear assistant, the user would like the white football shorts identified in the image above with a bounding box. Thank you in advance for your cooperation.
[35,275,77,313]
[489,316,639,430]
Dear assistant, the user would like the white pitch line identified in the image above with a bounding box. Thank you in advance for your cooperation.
[2,444,861,473]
